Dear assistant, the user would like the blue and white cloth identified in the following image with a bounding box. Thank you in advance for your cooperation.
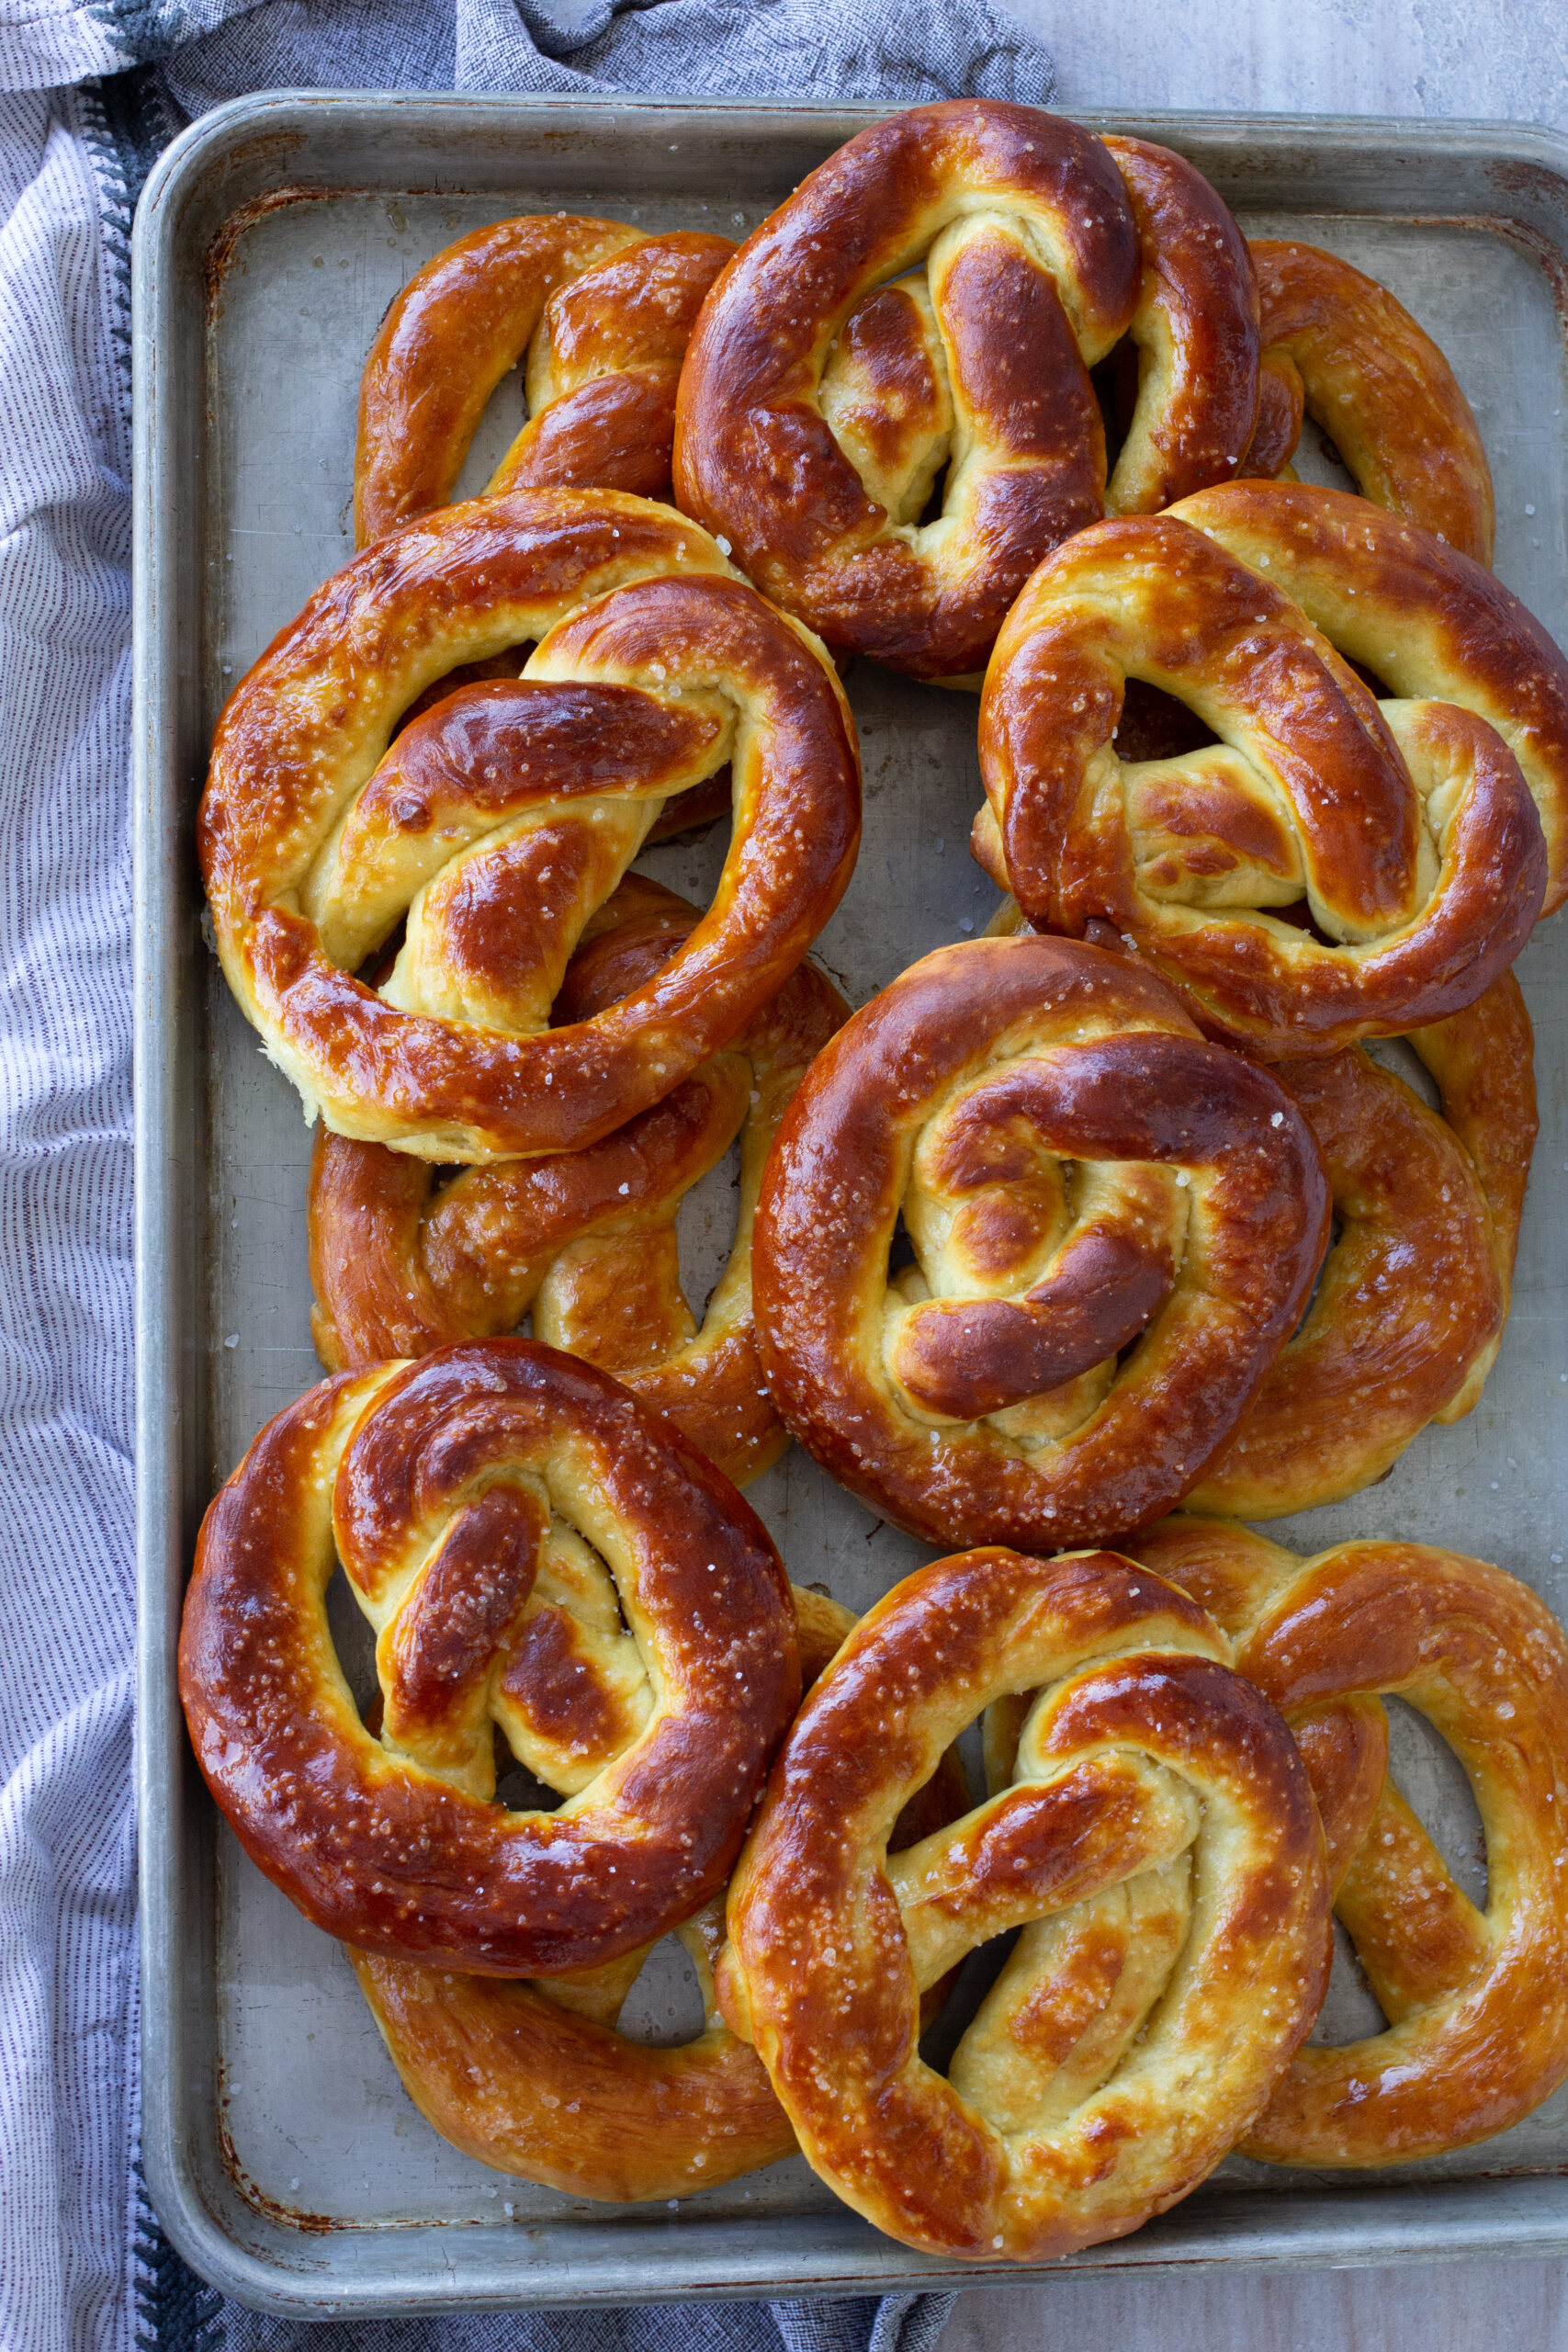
[0,4,1054,2349]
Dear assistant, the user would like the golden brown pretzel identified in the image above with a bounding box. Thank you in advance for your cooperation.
[752,933,1329,1552]
[309,876,846,1486]
[675,103,1260,683]
[1187,972,1536,1516]
[720,1545,1329,2259]
[977,483,1566,1053]
[1130,1517,1568,2167]
[355,219,734,545]
[349,1588,970,2200]
[200,488,860,1162]
[178,1339,798,1975]
[1240,239,1495,566]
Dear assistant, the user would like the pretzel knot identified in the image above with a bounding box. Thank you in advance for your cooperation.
[977,482,1566,1053]
[1134,1519,1568,2165]
[309,876,846,1485]
[719,1546,1328,2260]
[177,1340,799,1975]
[675,102,1259,682]
[199,489,860,1161]
[753,933,1329,1552]
[1239,239,1495,566]
[1187,972,1535,1517]
[355,218,734,545]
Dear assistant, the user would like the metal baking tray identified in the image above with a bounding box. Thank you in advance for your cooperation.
[134,93,1568,2314]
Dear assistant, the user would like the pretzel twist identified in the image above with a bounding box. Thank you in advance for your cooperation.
[1187,972,1535,1516]
[719,1546,1328,2259]
[1240,240,1495,565]
[350,1589,970,2199]
[310,876,846,1484]
[753,933,1329,1552]
[200,489,860,1161]
[977,483,1566,1053]
[178,1340,799,1975]
[1131,1518,1568,2166]
[675,103,1260,682]
[355,219,733,545]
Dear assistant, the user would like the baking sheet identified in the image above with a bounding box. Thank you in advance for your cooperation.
[134,94,1568,2312]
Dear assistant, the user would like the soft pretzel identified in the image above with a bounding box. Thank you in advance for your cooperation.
[977,483,1566,1053]
[752,933,1328,1552]
[1240,240,1494,565]
[200,488,860,1162]
[1187,972,1536,1516]
[355,218,733,545]
[719,1545,1328,2260]
[309,876,846,1485]
[1130,1518,1568,2166]
[178,1340,798,1975]
[349,1588,969,2200]
[675,103,1260,683]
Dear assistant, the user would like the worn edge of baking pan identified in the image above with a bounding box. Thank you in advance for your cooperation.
[133,88,1568,2313]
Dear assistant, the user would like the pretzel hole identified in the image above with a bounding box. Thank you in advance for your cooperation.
[1112,679,1219,763]
[1289,412,1358,499]
[1308,1918,1388,2045]
[614,1935,709,2049]
[914,461,952,531]
[674,1138,745,1328]
[1384,1695,1486,1909]
[1362,1033,1440,1113]
[451,362,529,503]
[917,1924,1024,2075]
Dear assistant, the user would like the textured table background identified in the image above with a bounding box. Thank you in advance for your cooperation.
[927,3,1568,2346]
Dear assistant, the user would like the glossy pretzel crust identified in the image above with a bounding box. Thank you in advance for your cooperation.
[721,1546,1328,2259]
[1134,1517,1568,2167]
[1241,239,1495,566]
[309,876,846,1485]
[978,486,1562,1054]
[179,1340,798,1974]
[1188,972,1536,1516]
[199,489,860,1160]
[356,217,733,544]
[753,933,1328,1551]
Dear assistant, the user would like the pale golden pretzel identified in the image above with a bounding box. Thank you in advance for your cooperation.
[1130,1518,1568,2167]
[1187,972,1536,1516]
[178,1339,799,1975]
[719,1545,1328,2260]
[355,218,734,545]
[977,483,1567,1055]
[350,1589,970,2200]
[752,933,1329,1553]
[675,102,1260,682]
[199,488,860,1162]
[309,876,846,1486]
[1240,239,1495,565]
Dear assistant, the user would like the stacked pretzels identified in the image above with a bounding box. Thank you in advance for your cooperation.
[183,100,1568,2269]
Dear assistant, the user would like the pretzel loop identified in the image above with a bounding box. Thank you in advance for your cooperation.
[178,1339,799,1975]
[721,1547,1328,2260]
[1134,1519,1568,2165]
[200,489,860,1161]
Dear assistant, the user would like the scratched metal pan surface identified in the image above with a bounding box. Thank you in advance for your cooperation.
[133,92,1568,2313]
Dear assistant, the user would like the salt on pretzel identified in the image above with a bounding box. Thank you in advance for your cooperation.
[200,488,860,1162]
[976,483,1565,1054]
[355,218,733,545]
[309,876,846,1485]
[349,1588,969,2200]
[1240,239,1495,566]
[719,1545,1328,2259]
[178,1339,798,1975]
[1188,972,1536,1516]
[675,102,1260,683]
[752,933,1328,1552]
[1129,1517,1568,2166]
